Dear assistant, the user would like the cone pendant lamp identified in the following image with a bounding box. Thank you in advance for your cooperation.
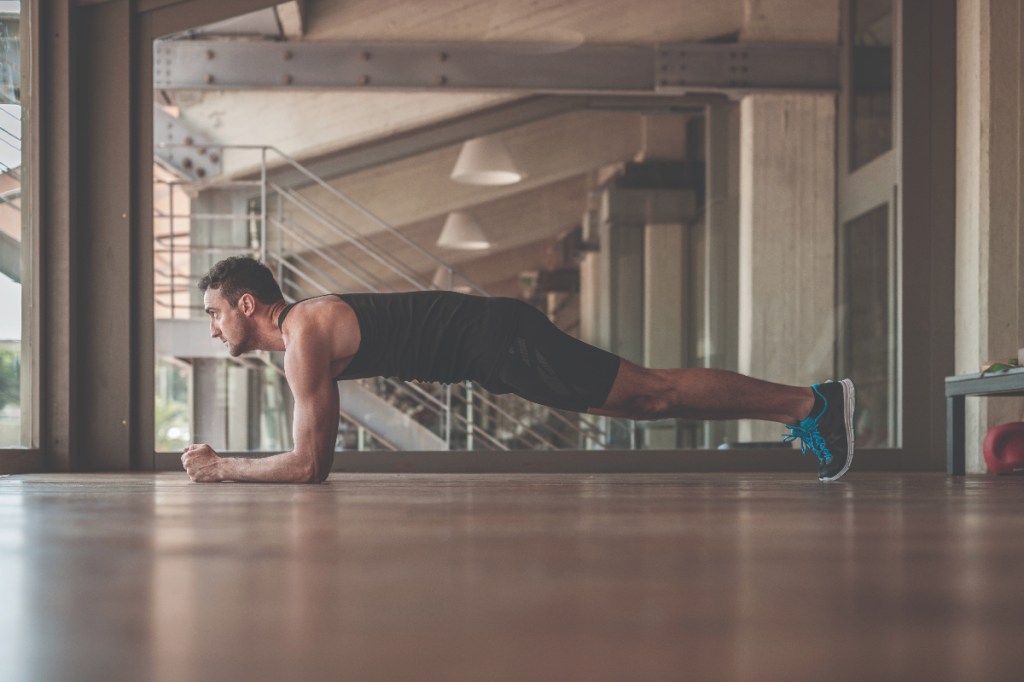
[436,211,491,250]
[450,135,524,186]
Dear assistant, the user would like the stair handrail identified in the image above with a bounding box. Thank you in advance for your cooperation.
[269,216,383,292]
[447,376,618,449]
[447,389,561,450]
[264,146,493,293]
[272,188,429,292]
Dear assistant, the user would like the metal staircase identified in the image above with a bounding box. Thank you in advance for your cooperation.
[154,143,635,452]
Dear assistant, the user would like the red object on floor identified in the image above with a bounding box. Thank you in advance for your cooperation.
[983,422,1024,474]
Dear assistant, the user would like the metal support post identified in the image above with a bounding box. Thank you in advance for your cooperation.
[168,181,175,318]
[947,395,964,475]
[466,382,474,450]
[275,191,284,284]
[259,147,267,263]
[445,385,452,449]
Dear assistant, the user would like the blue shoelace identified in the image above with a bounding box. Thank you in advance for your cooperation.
[783,417,833,463]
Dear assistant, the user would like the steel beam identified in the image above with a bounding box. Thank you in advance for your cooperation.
[153,106,222,180]
[655,43,838,93]
[155,40,838,95]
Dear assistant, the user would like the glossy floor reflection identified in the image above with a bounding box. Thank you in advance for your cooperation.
[1,472,1023,681]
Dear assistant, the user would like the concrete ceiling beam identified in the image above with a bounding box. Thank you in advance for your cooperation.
[290,110,643,236]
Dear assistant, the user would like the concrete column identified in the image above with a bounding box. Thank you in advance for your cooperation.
[590,178,697,450]
[640,116,691,447]
[644,224,687,369]
[598,185,698,365]
[702,103,742,448]
[578,207,606,451]
[644,223,688,448]
[578,210,603,348]
[227,364,253,450]
[738,94,836,442]
[192,358,227,449]
[579,115,689,360]
[598,215,645,364]
[956,0,1024,472]
[734,1,839,445]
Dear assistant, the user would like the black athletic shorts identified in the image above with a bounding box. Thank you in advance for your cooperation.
[478,301,622,413]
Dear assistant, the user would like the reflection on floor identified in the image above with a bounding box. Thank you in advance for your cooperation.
[1,472,1023,681]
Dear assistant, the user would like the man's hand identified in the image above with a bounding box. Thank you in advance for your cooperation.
[181,443,222,482]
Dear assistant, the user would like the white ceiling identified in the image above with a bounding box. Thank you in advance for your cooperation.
[304,0,744,44]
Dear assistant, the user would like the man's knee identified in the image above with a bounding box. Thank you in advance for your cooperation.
[611,367,677,419]
[628,393,675,419]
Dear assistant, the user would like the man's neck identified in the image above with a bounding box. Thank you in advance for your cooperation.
[267,300,287,328]
[252,301,288,352]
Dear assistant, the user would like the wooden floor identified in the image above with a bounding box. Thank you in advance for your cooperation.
[2,472,1024,681]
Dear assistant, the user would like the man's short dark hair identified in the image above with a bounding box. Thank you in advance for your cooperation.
[197,256,284,307]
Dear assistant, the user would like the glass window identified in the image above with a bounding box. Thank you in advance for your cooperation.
[841,204,895,447]
[150,5,876,456]
[0,0,25,448]
[849,0,893,171]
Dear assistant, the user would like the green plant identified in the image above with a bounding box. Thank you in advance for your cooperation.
[0,348,19,410]
[155,394,190,451]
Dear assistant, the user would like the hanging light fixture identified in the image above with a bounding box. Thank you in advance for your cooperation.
[436,211,491,250]
[432,267,474,294]
[432,267,451,289]
[450,135,524,186]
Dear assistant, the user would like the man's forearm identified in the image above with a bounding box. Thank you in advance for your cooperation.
[217,450,320,483]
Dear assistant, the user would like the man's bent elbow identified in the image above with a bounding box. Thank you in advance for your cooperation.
[313,456,333,483]
[301,453,331,484]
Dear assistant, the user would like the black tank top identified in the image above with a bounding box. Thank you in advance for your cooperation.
[276,291,520,384]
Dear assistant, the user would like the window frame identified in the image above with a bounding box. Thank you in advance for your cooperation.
[0,0,40,473]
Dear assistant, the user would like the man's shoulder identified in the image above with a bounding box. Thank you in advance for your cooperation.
[290,294,350,315]
[283,297,350,332]
[282,296,360,360]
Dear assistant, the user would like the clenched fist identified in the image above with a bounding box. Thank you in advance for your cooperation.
[181,443,222,482]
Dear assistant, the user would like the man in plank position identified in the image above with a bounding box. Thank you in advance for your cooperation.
[181,256,856,484]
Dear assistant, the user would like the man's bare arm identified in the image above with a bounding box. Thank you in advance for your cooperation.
[183,323,340,483]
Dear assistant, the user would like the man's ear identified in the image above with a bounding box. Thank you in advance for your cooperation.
[239,292,257,317]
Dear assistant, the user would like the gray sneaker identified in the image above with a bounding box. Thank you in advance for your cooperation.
[783,379,856,482]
